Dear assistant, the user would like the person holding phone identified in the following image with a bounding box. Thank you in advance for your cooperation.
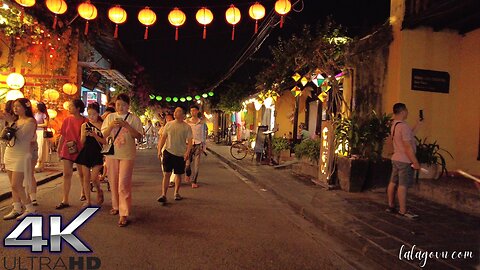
[76,102,106,207]
[101,94,143,227]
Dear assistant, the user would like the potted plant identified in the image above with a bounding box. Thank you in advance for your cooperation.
[363,111,393,189]
[272,137,291,163]
[292,138,321,179]
[415,137,453,179]
[334,114,370,192]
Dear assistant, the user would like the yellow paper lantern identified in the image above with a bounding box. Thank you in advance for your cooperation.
[138,7,156,40]
[108,5,127,38]
[225,4,241,40]
[15,0,35,7]
[5,90,24,101]
[30,99,38,109]
[46,0,67,29]
[274,0,291,28]
[77,1,97,35]
[43,89,60,101]
[196,7,213,39]
[47,109,57,119]
[248,2,265,34]
[6,73,25,89]
[63,101,70,110]
[62,83,77,95]
[168,8,186,41]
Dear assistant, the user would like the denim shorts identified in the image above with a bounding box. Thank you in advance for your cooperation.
[390,160,414,187]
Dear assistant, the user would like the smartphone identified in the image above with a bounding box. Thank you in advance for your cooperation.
[115,117,123,122]
[85,127,92,132]
[419,110,424,121]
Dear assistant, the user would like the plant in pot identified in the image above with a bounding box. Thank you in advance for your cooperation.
[272,137,291,163]
[293,138,321,179]
[415,137,453,179]
[334,114,370,192]
[362,111,393,189]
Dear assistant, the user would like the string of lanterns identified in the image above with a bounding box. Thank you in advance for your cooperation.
[149,91,214,103]
[16,0,292,40]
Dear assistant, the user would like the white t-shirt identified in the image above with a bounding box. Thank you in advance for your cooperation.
[186,118,207,145]
[101,112,143,160]
[162,121,192,157]
[391,120,416,163]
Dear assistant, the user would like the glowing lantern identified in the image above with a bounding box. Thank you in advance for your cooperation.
[168,8,186,41]
[15,0,35,7]
[254,100,262,111]
[29,99,38,109]
[43,89,60,101]
[165,97,172,102]
[138,7,156,40]
[46,0,67,29]
[101,94,107,105]
[156,96,162,101]
[274,0,291,28]
[196,7,213,40]
[195,95,201,100]
[186,96,192,101]
[225,4,241,40]
[5,90,24,101]
[63,101,69,110]
[180,97,186,102]
[47,109,57,119]
[108,5,127,38]
[208,91,214,96]
[62,83,77,95]
[248,2,265,34]
[264,97,273,108]
[172,97,178,102]
[77,1,97,35]
[202,93,208,98]
[6,73,25,89]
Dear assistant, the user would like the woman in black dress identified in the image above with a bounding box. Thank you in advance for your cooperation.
[76,102,106,207]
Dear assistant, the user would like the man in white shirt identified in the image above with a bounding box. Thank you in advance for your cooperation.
[157,107,193,203]
[185,105,207,188]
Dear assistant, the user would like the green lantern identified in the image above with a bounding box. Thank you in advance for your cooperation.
[195,95,201,100]
[156,96,162,101]
[166,97,172,102]
[208,91,214,96]
[180,97,186,102]
[202,93,208,98]
[173,97,179,102]
[186,96,192,101]
[149,94,155,100]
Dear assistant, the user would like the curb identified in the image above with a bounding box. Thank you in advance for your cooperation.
[0,171,63,202]
[207,147,420,270]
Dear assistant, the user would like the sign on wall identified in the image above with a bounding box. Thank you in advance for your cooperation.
[411,68,450,93]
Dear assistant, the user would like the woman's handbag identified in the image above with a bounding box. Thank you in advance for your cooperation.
[0,123,16,142]
[101,113,130,155]
[43,127,54,138]
[66,141,78,154]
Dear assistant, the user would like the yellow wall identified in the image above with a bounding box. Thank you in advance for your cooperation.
[274,91,308,138]
[384,0,480,175]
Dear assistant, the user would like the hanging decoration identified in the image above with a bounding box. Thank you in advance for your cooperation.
[47,109,57,119]
[225,4,241,41]
[6,73,25,89]
[62,83,77,95]
[108,5,127,38]
[15,0,35,7]
[248,2,265,34]
[168,7,186,41]
[46,0,67,29]
[43,89,60,101]
[138,7,156,40]
[291,86,301,97]
[150,92,214,103]
[63,101,70,110]
[196,7,213,40]
[6,90,24,101]
[274,0,291,28]
[77,1,97,35]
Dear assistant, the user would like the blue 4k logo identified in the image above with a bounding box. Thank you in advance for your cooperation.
[3,207,99,252]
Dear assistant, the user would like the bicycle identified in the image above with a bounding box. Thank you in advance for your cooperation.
[230,140,255,160]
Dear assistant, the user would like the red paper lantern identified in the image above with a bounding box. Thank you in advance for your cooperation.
[77,1,97,35]
[46,0,67,29]
[274,0,291,28]
[108,5,127,38]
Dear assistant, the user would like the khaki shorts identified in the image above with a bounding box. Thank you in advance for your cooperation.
[390,160,414,187]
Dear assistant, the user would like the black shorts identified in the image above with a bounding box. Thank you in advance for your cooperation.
[162,150,185,175]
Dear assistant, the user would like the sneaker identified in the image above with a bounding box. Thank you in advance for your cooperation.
[32,200,38,206]
[385,206,397,214]
[3,210,22,220]
[192,183,199,189]
[174,193,183,201]
[157,195,167,203]
[16,210,36,220]
[398,211,419,219]
[168,182,175,188]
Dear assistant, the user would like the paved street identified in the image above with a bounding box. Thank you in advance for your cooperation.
[0,149,372,270]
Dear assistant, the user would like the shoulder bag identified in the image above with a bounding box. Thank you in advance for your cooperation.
[101,113,130,155]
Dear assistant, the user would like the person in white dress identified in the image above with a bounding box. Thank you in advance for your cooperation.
[2,98,37,220]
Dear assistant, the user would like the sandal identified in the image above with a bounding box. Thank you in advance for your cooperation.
[110,209,119,215]
[55,202,70,210]
[118,217,129,227]
[97,189,104,205]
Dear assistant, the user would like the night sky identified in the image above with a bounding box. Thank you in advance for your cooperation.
[107,0,390,95]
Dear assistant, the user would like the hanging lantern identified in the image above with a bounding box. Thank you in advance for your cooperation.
[6,73,25,89]
[46,0,67,29]
[15,0,35,7]
[29,99,38,109]
[248,2,265,34]
[5,90,24,101]
[63,101,70,110]
[225,4,241,41]
[274,0,291,28]
[77,1,97,35]
[196,7,213,40]
[186,96,192,101]
[168,7,186,41]
[264,97,273,108]
[43,89,60,101]
[180,97,186,102]
[202,93,208,98]
[47,109,57,119]
[254,100,262,111]
[138,7,156,40]
[62,83,77,95]
[108,5,127,38]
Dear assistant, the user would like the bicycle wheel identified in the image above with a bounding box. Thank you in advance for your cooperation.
[230,142,248,160]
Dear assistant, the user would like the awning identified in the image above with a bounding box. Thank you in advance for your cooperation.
[92,69,133,89]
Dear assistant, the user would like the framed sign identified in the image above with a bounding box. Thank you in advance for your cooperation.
[411,68,450,93]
